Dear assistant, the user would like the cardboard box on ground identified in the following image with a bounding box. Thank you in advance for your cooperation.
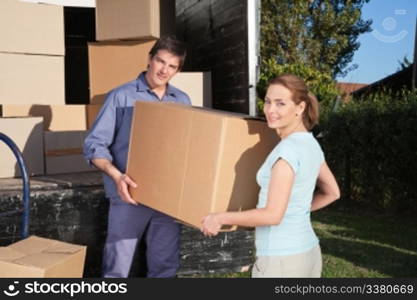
[126,102,279,230]
[0,236,86,278]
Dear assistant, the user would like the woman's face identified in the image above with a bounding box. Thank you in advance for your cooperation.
[263,84,304,131]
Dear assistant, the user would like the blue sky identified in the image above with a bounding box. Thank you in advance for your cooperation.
[337,0,417,84]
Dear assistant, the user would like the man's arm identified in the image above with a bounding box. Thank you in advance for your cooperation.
[83,90,137,205]
[92,158,138,205]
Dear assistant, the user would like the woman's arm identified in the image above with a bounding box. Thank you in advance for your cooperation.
[310,161,340,212]
[201,158,294,236]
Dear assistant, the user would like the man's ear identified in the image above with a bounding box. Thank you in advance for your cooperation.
[147,54,152,69]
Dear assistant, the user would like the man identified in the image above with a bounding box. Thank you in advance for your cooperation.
[84,36,191,277]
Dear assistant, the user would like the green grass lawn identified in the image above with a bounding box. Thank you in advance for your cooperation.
[315,209,417,277]
[202,209,417,278]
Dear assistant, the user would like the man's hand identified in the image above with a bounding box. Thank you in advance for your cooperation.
[91,158,138,205]
[116,173,138,205]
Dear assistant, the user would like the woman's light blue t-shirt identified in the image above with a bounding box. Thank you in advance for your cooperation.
[255,132,324,256]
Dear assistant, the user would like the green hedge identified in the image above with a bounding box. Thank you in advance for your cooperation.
[319,89,417,215]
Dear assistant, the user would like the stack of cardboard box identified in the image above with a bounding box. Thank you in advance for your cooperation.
[92,0,212,107]
[0,2,91,276]
[0,0,65,105]
[0,0,213,178]
[0,0,96,178]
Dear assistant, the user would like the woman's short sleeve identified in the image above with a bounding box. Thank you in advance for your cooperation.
[272,142,299,174]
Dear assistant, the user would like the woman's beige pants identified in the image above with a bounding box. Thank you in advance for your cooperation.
[252,245,322,278]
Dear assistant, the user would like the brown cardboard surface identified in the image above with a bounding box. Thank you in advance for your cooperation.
[10,235,54,255]
[0,117,44,178]
[169,72,212,107]
[0,260,45,277]
[126,102,279,229]
[0,236,86,278]
[1,104,89,131]
[44,131,93,174]
[0,248,25,261]
[88,40,155,104]
[86,104,103,128]
[0,53,65,105]
[96,0,175,41]
[0,0,64,55]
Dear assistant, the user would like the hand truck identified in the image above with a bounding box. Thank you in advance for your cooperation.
[0,132,30,239]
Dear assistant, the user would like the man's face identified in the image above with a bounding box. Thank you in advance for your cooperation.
[146,49,180,88]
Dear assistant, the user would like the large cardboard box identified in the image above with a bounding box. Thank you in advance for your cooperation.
[170,72,212,107]
[88,40,155,104]
[0,117,44,178]
[0,0,64,55]
[96,0,175,41]
[0,53,65,105]
[1,105,90,131]
[0,236,86,278]
[126,102,279,229]
[44,131,93,175]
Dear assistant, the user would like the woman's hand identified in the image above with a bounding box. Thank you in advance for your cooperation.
[201,213,222,237]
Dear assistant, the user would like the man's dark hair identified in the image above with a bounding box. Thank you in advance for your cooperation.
[149,35,187,70]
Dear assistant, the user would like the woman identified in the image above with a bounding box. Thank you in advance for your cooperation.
[201,74,340,277]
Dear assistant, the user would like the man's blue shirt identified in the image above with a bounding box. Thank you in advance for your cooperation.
[84,72,191,198]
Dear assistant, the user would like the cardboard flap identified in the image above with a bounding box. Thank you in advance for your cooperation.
[44,243,85,254]
[0,247,25,262]
[9,236,54,255]
[12,253,70,269]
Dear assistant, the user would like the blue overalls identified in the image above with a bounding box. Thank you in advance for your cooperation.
[84,72,191,277]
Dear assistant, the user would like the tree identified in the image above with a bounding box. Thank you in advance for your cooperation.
[261,0,372,78]
[257,59,341,116]
[397,55,412,71]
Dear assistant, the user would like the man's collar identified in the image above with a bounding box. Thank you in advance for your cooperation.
[165,82,177,97]
[136,72,149,92]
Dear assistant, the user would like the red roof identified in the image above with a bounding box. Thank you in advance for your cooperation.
[337,82,368,95]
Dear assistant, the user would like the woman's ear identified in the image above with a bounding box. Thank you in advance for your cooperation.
[297,101,306,116]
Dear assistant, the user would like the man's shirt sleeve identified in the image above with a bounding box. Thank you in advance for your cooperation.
[83,91,118,165]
